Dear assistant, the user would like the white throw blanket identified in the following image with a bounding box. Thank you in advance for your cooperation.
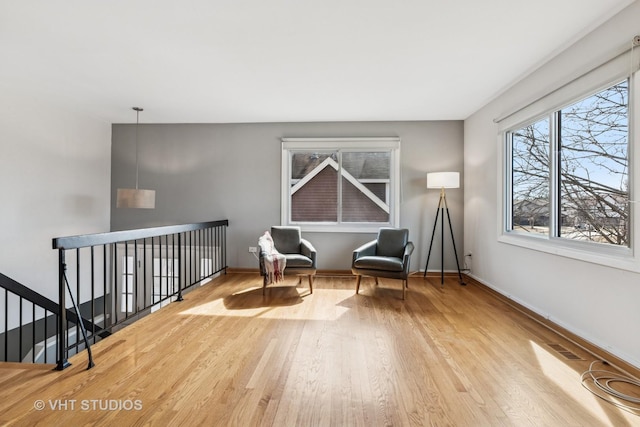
[258,231,286,284]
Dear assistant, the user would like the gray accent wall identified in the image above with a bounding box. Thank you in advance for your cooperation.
[111,121,464,272]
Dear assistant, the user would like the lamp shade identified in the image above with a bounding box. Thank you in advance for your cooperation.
[116,188,156,209]
[427,172,459,189]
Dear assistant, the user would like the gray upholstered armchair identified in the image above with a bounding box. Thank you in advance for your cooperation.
[352,227,414,300]
[259,226,317,294]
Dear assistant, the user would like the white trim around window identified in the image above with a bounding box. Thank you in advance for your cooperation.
[281,137,401,233]
[496,48,640,272]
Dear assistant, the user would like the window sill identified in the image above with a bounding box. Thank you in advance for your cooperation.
[498,232,637,273]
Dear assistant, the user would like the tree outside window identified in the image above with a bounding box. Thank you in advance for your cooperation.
[508,79,629,247]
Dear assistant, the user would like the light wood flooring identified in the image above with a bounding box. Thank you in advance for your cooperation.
[1,273,639,426]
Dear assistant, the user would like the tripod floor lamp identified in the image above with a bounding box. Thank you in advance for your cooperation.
[423,172,465,286]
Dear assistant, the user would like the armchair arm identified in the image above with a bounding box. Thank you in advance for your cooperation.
[402,241,415,274]
[352,240,377,263]
[403,241,414,258]
[300,238,317,267]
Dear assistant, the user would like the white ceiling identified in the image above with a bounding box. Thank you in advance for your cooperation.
[0,0,634,124]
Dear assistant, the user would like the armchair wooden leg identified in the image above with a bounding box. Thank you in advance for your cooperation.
[308,275,313,294]
[402,280,406,300]
[355,275,362,294]
[375,277,379,286]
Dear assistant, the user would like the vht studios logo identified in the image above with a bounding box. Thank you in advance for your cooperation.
[34,399,143,411]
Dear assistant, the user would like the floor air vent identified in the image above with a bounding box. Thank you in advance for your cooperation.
[547,343,583,360]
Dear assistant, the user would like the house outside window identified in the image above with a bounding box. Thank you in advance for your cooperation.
[505,79,630,249]
[282,138,400,232]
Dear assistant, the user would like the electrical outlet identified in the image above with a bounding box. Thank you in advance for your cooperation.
[248,246,258,253]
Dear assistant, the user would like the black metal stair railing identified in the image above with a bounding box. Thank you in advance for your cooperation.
[0,271,112,365]
[0,220,229,369]
[1,273,51,364]
[49,219,228,370]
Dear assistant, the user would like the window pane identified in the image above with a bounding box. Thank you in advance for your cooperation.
[290,152,338,222]
[124,255,134,271]
[559,80,629,246]
[122,295,133,313]
[511,118,550,235]
[342,152,390,222]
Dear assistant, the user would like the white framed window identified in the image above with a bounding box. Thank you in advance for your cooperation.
[281,137,400,232]
[501,75,635,267]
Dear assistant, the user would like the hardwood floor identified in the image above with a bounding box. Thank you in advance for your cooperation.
[0,273,638,426]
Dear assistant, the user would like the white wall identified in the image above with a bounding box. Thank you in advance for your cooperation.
[0,87,112,302]
[110,121,464,272]
[464,1,640,368]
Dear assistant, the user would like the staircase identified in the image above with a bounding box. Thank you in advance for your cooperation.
[0,219,229,370]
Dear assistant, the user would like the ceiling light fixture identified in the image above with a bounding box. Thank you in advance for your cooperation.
[116,107,155,209]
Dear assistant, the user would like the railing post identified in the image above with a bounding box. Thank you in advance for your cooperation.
[56,249,71,370]
[176,233,183,301]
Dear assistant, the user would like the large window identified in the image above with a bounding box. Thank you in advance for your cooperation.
[282,138,400,232]
[506,79,630,248]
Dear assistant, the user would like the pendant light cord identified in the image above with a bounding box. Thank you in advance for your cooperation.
[133,107,143,190]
